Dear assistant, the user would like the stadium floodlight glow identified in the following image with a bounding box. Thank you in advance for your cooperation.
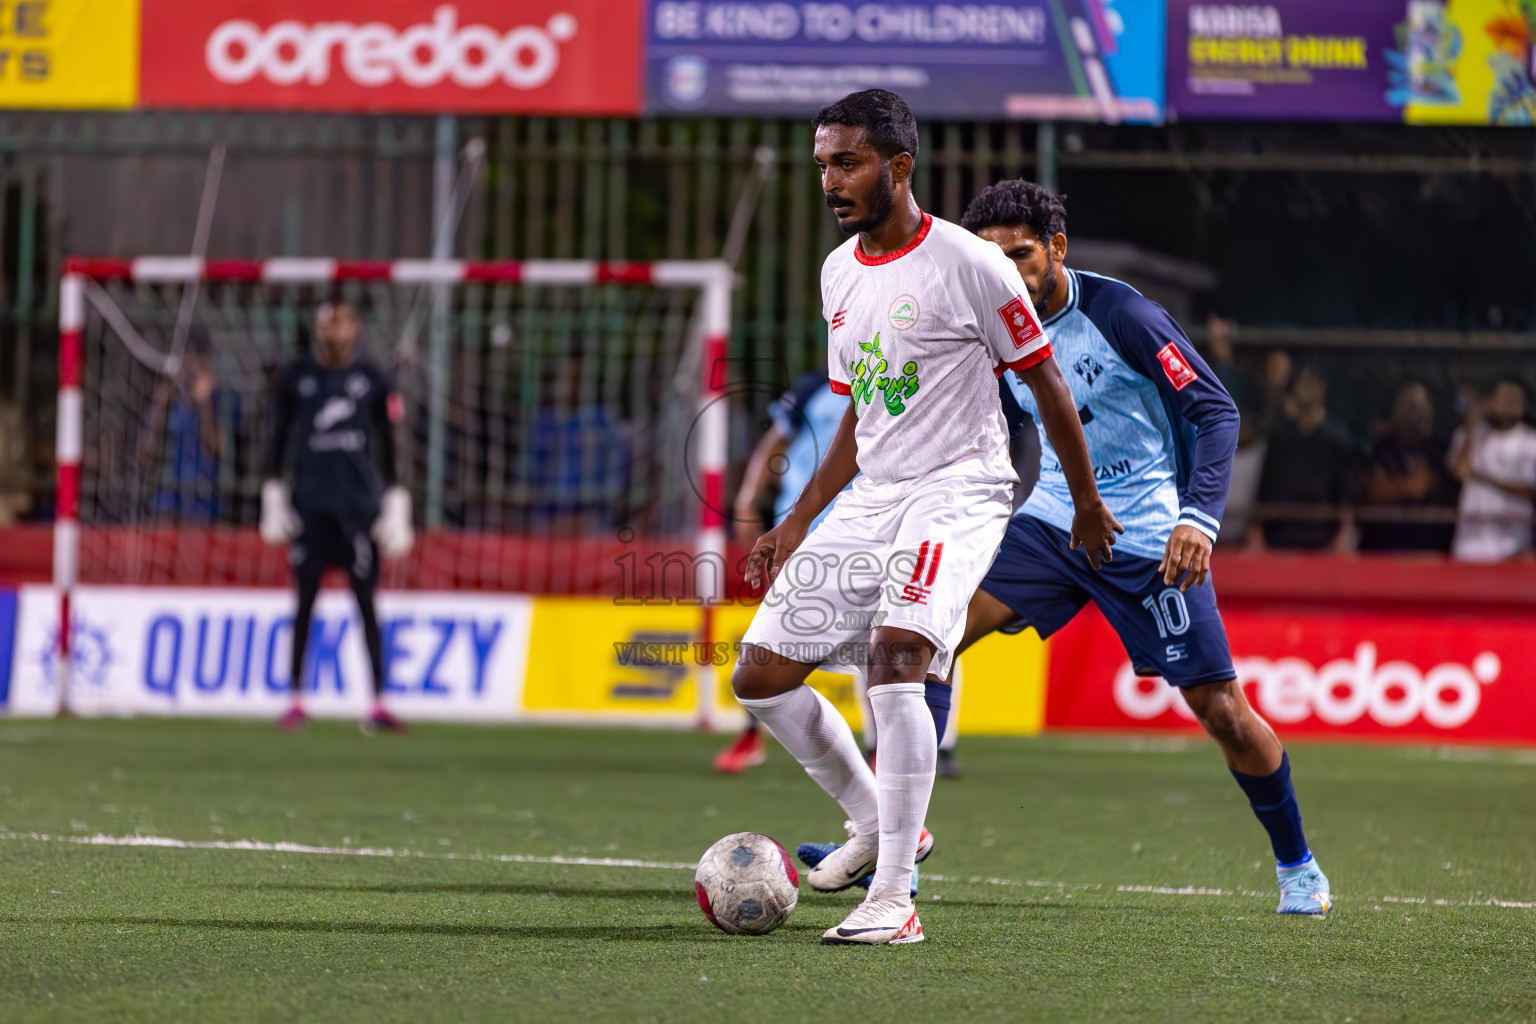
[54,256,735,725]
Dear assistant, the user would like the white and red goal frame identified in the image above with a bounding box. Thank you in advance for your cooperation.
[54,256,734,724]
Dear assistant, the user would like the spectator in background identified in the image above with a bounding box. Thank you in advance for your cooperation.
[1359,383,1456,553]
[1204,315,1262,442]
[1251,365,1359,552]
[1203,315,1264,543]
[0,399,30,524]
[1449,380,1536,562]
[142,333,225,523]
[529,351,628,535]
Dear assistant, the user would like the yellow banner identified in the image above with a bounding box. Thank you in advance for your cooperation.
[1405,0,1536,125]
[0,0,138,109]
[524,597,1046,736]
[521,598,702,721]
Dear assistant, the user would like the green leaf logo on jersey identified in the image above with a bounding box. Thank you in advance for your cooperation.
[850,333,920,416]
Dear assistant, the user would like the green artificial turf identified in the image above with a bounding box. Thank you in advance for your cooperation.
[2,720,1535,1022]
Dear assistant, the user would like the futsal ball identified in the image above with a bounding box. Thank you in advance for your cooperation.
[694,832,799,935]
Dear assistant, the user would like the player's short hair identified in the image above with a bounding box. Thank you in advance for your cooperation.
[962,179,1067,244]
[812,89,919,161]
[316,297,357,320]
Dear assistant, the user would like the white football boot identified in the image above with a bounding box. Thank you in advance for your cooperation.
[821,881,924,945]
[805,821,880,893]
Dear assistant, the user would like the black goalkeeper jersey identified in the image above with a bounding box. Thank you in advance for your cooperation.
[265,355,399,522]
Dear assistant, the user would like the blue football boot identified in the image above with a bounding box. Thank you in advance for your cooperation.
[1276,856,1332,916]
[797,827,933,898]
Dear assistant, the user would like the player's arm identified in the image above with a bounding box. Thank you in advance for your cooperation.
[1475,476,1536,500]
[743,399,858,589]
[1445,409,1533,496]
[369,375,402,488]
[259,364,301,545]
[735,374,823,548]
[733,427,790,549]
[263,364,296,482]
[1014,357,1123,569]
[1106,298,1240,590]
[966,247,1120,567]
[370,375,413,558]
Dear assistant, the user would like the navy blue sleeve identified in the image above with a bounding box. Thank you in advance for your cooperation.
[368,363,400,487]
[1099,293,1239,542]
[997,374,1031,437]
[769,370,831,439]
[264,361,300,478]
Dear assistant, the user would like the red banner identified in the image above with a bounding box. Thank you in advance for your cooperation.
[1046,604,1533,744]
[140,0,642,115]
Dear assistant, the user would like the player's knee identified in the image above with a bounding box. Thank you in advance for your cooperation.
[730,650,794,703]
[1184,680,1243,743]
[865,642,930,687]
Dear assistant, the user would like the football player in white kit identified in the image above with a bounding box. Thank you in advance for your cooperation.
[732,89,1122,946]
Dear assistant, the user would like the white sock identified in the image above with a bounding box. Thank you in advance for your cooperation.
[738,686,880,834]
[851,663,877,750]
[941,660,961,752]
[868,681,935,905]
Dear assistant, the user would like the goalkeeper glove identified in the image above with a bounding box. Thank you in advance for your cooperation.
[373,485,415,559]
[259,480,301,546]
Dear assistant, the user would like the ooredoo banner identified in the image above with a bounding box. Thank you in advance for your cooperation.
[1046,604,1534,744]
[139,0,643,114]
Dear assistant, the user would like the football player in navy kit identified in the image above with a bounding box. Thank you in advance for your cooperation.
[261,300,414,733]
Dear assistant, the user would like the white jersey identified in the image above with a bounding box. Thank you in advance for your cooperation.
[822,212,1051,514]
[1451,421,1536,562]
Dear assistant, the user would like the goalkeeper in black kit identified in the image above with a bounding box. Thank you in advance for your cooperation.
[261,300,414,734]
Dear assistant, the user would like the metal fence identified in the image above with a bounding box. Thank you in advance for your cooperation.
[1,111,1534,535]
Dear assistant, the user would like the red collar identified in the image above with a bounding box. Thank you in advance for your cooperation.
[855,211,933,267]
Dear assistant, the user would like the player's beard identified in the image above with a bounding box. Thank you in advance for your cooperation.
[1031,260,1060,320]
[830,161,895,236]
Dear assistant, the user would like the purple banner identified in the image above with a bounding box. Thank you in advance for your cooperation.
[1167,1,1403,121]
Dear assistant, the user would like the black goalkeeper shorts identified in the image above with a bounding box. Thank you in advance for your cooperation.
[292,509,378,585]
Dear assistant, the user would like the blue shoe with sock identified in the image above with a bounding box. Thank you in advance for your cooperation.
[797,842,919,897]
[1276,855,1331,916]
[797,827,932,899]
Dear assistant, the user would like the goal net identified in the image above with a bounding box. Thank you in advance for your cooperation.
[55,257,731,597]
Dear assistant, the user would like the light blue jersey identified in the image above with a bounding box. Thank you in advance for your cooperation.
[1001,270,1239,561]
[770,371,852,530]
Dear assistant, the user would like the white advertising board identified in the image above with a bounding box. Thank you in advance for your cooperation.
[7,585,534,720]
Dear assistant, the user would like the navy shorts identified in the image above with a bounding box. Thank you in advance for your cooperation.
[980,514,1235,688]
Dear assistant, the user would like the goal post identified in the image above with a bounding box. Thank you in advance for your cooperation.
[53,256,734,726]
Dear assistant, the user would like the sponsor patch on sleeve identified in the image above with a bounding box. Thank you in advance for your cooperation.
[997,296,1044,350]
[1156,342,1199,391]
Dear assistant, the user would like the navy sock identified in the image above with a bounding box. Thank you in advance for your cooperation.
[923,680,951,745]
[1230,751,1310,867]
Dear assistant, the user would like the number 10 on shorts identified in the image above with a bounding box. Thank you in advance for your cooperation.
[1142,588,1190,639]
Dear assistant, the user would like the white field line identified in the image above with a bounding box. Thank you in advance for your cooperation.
[4,831,1532,910]
[0,831,695,870]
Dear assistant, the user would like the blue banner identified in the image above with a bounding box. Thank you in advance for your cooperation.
[644,1,1164,121]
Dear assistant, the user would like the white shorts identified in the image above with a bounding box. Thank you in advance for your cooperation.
[740,478,1012,678]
